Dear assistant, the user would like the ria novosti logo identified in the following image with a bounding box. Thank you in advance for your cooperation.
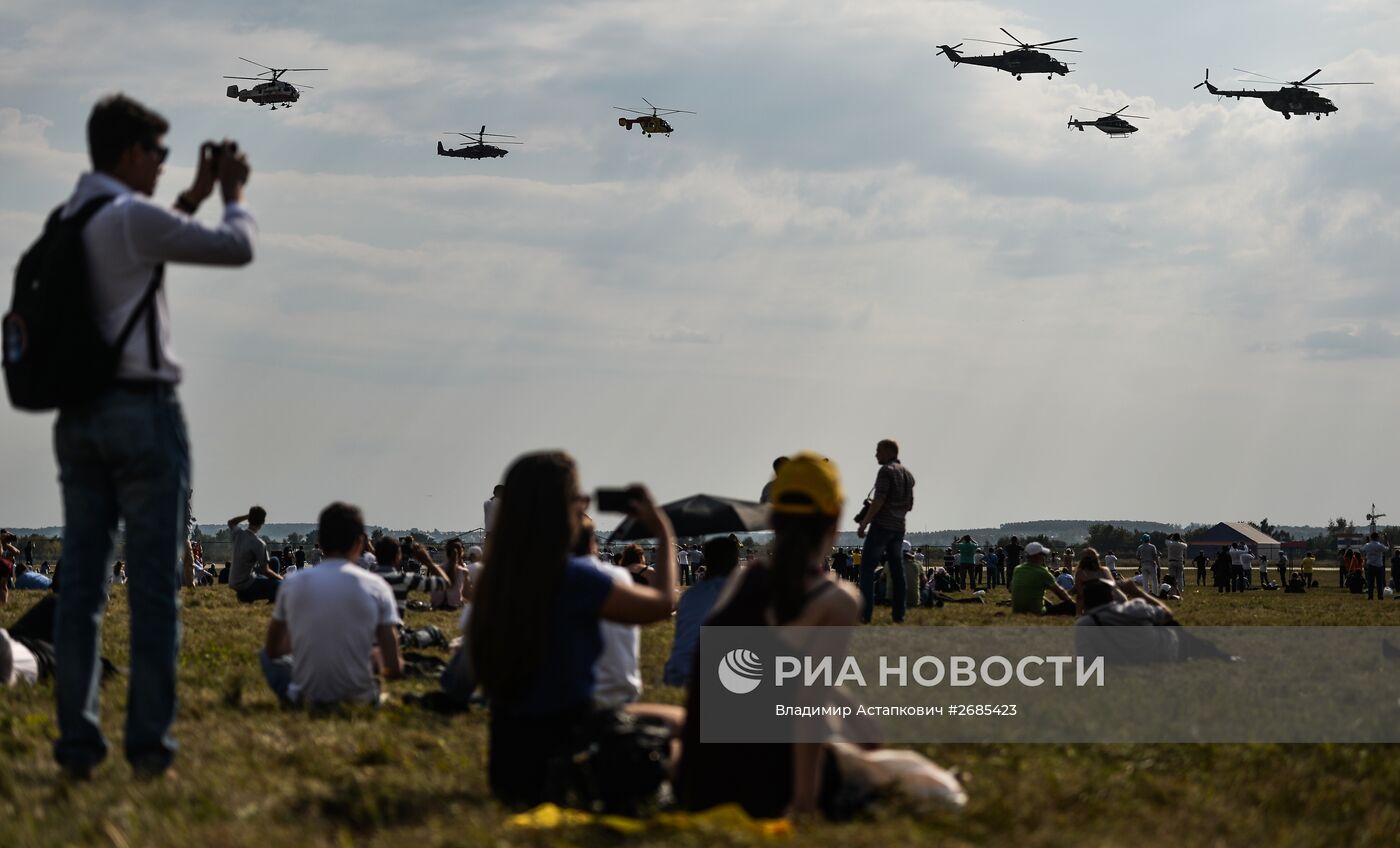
[717,648,764,694]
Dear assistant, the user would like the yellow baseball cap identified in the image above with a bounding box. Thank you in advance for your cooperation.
[769,452,844,518]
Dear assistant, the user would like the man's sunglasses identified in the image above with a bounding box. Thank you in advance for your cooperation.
[141,138,170,164]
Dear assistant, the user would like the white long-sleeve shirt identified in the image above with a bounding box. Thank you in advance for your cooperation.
[62,171,256,383]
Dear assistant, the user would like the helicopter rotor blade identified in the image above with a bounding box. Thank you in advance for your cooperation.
[1294,68,1322,85]
[1233,67,1283,83]
[238,57,275,71]
[1029,37,1078,47]
[1037,47,1082,53]
[1307,81,1373,86]
[613,107,647,114]
[651,108,696,115]
[999,27,1029,47]
[222,76,267,81]
[285,68,328,72]
[964,39,1026,48]
[1110,105,1129,116]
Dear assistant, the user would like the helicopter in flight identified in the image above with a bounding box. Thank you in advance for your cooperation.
[1068,105,1148,136]
[224,58,326,109]
[936,29,1079,80]
[438,127,521,159]
[1193,68,1372,119]
[614,99,695,137]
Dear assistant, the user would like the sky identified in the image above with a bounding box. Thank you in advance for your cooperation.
[3,0,1400,532]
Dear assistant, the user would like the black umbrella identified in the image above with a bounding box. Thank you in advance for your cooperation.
[607,494,769,543]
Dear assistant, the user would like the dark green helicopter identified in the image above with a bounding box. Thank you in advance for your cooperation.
[936,29,1080,80]
[1194,68,1372,119]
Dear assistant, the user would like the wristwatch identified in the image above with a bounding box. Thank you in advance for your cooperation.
[175,192,199,214]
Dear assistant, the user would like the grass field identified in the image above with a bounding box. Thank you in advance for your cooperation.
[2,580,1399,847]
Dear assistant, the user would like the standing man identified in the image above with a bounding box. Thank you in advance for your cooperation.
[47,94,254,780]
[1228,543,1246,592]
[1136,534,1160,595]
[1193,549,1208,586]
[1276,549,1290,587]
[856,439,915,624]
[675,544,690,587]
[1362,532,1389,601]
[956,535,978,590]
[228,507,281,603]
[1003,536,1023,581]
[1164,533,1188,593]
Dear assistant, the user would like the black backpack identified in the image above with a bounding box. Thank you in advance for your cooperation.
[4,196,163,411]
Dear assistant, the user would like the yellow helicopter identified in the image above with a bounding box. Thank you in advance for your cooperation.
[614,98,695,137]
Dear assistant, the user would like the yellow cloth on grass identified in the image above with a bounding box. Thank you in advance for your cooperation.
[506,802,792,838]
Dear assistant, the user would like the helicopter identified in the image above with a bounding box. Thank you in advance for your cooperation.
[936,29,1079,80]
[224,58,326,109]
[438,126,521,159]
[1068,105,1147,136]
[1193,68,1372,119]
[614,98,695,137]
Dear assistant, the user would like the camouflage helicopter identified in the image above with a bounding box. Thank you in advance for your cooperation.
[1193,68,1372,120]
[223,58,326,110]
[614,98,695,137]
[438,126,521,159]
[1068,105,1148,137]
[936,29,1079,80]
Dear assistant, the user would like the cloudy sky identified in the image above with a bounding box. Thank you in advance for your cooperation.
[3,0,1399,532]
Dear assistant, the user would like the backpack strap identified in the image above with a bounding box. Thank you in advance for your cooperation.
[67,196,164,372]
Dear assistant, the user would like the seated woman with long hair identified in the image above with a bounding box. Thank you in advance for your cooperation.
[468,451,679,807]
[675,452,862,819]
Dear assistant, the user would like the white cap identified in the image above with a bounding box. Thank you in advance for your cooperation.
[1024,541,1051,558]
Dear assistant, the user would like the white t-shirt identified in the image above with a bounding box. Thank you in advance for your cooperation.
[579,556,642,708]
[1,629,39,686]
[1103,554,1119,575]
[1362,540,1389,569]
[271,559,401,705]
[676,549,689,567]
[1165,540,1188,564]
[483,498,498,532]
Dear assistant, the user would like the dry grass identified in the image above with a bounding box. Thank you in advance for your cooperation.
[1,580,1398,847]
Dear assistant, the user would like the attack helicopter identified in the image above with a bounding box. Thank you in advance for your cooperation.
[936,29,1079,80]
[1193,68,1372,119]
[1068,105,1147,136]
[224,58,326,109]
[438,127,521,159]
[614,99,695,137]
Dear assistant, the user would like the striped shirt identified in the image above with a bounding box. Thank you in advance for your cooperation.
[374,567,446,620]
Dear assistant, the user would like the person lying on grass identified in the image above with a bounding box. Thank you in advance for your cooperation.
[260,502,403,707]
[1075,575,1235,664]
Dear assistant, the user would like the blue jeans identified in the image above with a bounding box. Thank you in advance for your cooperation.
[259,648,295,706]
[53,384,189,774]
[1367,566,1386,599]
[860,525,906,623]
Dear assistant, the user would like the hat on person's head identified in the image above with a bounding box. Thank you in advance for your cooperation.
[1140,534,1151,543]
[1024,541,1050,558]
[769,451,843,518]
